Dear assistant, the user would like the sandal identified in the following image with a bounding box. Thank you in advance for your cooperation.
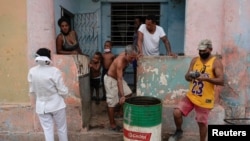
[109,125,123,132]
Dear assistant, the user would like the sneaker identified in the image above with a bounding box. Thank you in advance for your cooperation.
[168,130,183,141]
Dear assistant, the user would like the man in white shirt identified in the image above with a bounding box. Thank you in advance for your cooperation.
[28,48,69,141]
[137,15,177,57]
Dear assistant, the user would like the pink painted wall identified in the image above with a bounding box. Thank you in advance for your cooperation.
[27,0,84,103]
[184,0,250,120]
[185,0,224,56]
[221,0,250,112]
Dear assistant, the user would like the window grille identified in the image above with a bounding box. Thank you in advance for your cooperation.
[111,3,160,46]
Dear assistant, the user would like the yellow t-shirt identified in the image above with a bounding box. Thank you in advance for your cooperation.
[186,56,216,109]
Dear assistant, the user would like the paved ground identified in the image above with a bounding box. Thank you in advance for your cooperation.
[0,100,199,141]
[78,99,199,141]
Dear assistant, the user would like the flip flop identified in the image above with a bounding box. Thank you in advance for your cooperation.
[109,125,123,133]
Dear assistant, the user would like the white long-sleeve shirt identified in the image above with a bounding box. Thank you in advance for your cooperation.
[28,64,68,114]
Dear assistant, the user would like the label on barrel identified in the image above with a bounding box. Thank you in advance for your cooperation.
[124,128,152,141]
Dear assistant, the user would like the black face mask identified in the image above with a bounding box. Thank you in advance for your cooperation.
[199,52,210,60]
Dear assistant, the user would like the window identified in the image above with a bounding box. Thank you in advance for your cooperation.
[111,3,160,46]
[60,7,74,29]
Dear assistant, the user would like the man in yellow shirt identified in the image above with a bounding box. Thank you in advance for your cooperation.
[169,39,224,141]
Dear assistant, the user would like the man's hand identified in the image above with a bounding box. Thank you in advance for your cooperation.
[168,52,178,58]
[137,52,143,58]
[196,73,208,82]
[119,96,126,105]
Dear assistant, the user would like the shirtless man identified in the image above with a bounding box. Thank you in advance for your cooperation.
[104,44,137,132]
[101,41,116,100]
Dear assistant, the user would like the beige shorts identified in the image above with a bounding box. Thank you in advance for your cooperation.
[104,74,132,107]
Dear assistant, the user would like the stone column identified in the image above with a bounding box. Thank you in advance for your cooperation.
[27,0,56,66]
[27,0,56,131]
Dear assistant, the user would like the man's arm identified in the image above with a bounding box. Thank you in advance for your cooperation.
[137,31,143,56]
[116,59,126,104]
[116,61,124,97]
[212,58,224,85]
[161,36,177,57]
[185,58,197,82]
[197,58,224,86]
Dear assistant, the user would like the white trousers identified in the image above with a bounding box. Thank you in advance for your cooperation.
[38,108,68,141]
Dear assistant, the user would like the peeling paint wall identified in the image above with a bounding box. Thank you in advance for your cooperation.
[220,0,250,122]
[137,56,222,105]
[137,56,190,102]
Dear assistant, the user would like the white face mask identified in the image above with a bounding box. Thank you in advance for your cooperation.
[35,56,51,65]
[104,49,111,53]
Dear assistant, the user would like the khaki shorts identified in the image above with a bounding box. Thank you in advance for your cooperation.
[104,74,132,107]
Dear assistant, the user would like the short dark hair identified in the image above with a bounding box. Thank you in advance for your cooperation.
[36,48,51,59]
[105,40,113,46]
[134,16,145,23]
[94,51,103,62]
[95,51,102,57]
[57,17,70,26]
[145,15,157,24]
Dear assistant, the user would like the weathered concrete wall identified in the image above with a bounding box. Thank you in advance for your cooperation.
[137,56,222,103]
[137,56,190,101]
[219,0,250,123]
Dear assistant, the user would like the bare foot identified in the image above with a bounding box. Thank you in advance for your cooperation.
[81,125,89,132]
